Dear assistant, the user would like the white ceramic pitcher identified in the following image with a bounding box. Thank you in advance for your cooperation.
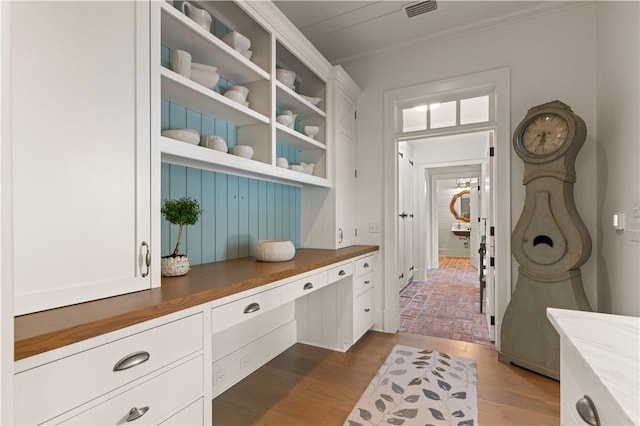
[181,2,212,31]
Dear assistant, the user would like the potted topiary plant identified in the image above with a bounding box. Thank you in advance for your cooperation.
[161,196,202,277]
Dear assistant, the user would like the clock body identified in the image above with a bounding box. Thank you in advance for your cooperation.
[499,100,592,380]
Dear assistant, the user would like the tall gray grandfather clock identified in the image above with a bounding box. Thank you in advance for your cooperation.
[499,100,591,380]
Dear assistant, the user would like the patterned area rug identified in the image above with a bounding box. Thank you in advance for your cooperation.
[345,345,477,426]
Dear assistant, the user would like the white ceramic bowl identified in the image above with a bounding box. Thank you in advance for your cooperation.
[240,49,253,60]
[224,89,246,104]
[222,31,251,52]
[230,145,254,159]
[289,164,304,173]
[161,128,200,144]
[303,125,319,139]
[276,69,296,89]
[230,85,249,99]
[190,63,219,90]
[161,255,190,277]
[276,157,289,168]
[254,240,295,262]
[201,135,227,152]
[276,114,293,127]
[301,95,323,106]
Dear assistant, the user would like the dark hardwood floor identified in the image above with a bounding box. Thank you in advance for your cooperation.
[213,331,560,425]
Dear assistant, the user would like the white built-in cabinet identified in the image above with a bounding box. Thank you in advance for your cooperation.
[10,1,151,315]
[331,68,360,248]
[155,0,329,187]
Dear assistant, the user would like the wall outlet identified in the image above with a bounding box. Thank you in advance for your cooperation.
[369,222,380,233]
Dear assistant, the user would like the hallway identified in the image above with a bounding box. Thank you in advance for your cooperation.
[399,256,493,345]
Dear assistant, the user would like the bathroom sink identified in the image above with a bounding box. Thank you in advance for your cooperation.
[451,223,471,237]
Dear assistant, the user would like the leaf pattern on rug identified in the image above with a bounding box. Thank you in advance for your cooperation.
[344,345,477,426]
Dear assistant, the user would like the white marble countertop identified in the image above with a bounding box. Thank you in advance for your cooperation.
[547,308,640,423]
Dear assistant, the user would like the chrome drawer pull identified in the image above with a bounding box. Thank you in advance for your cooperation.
[576,395,600,426]
[365,308,370,312]
[244,302,261,314]
[363,263,369,268]
[364,280,370,285]
[338,270,346,276]
[126,406,149,422]
[303,282,314,290]
[113,351,150,372]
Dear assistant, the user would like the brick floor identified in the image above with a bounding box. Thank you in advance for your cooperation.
[399,256,493,346]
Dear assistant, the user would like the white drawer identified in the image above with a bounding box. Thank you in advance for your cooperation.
[353,288,374,342]
[327,262,352,283]
[60,355,203,425]
[160,398,203,425]
[281,271,328,304]
[354,272,374,298]
[354,254,376,277]
[212,287,281,333]
[15,313,203,425]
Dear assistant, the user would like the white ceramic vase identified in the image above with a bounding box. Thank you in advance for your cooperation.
[161,255,190,277]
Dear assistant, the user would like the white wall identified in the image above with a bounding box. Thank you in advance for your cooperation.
[595,2,640,316]
[348,3,599,308]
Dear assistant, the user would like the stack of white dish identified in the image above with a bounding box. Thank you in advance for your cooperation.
[224,85,250,107]
[229,145,254,159]
[222,31,252,60]
[162,128,200,144]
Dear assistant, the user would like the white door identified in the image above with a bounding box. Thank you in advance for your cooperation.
[397,146,407,288]
[335,88,357,248]
[484,142,496,340]
[11,2,151,314]
[397,142,414,289]
[469,181,480,271]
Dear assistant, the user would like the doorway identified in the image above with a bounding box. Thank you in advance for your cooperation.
[382,68,511,349]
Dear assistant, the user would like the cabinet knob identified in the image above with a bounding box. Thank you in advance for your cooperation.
[364,308,370,312]
[141,242,151,278]
[126,406,149,422]
[244,302,261,314]
[364,280,370,285]
[303,282,314,290]
[338,270,346,276]
[113,351,150,372]
[576,395,600,426]
[363,263,369,268]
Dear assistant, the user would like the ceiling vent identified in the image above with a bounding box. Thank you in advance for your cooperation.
[403,1,438,18]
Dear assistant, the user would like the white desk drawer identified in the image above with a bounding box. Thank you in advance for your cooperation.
[354,272,374,298]
[354,254,376,277]
[328,263,352,284]
[353,288,374,342]
[160,398,203,425]
[281,271,328,304]
[15,313,203,425]
[212,287,281,333]
[61,356,203,425]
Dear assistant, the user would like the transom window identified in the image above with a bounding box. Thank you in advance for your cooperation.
[401,94,490,133]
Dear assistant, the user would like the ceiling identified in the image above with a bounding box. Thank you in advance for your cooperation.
[273,1,573,64]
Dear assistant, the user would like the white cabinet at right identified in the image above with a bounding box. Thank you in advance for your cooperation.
[329,66,361,248]
[547,308,639,426]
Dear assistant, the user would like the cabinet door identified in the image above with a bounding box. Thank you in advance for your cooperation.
[11,1,151,314]
[335,88,357,248]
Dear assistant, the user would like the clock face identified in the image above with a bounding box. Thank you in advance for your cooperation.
[521,113,569,156]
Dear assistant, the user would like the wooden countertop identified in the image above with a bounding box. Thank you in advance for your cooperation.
[14,245,378,361]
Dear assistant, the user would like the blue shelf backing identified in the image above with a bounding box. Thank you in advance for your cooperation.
[161,164,301,264]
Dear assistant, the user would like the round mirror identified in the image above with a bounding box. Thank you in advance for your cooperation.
[450,189,471,223]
